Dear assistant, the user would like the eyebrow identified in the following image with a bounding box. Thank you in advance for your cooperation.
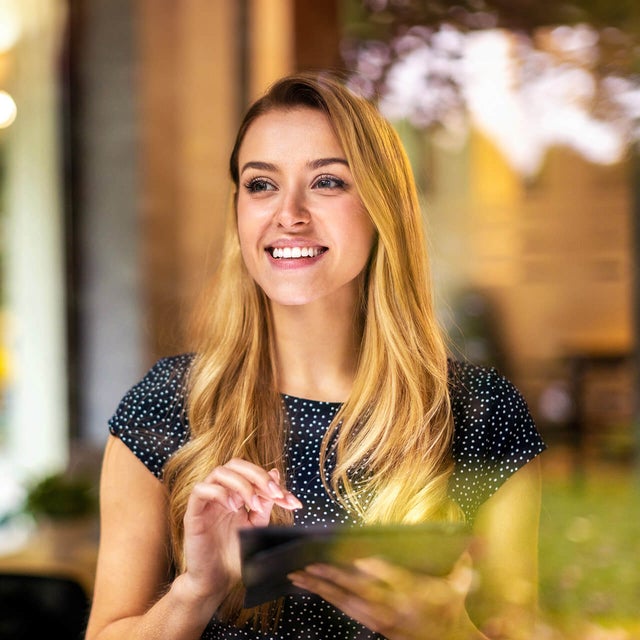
[240,161,277,175]
[239,157,349,176]
[309,157,349,170]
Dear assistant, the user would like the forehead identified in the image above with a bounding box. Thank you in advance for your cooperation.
[239,107,344,160]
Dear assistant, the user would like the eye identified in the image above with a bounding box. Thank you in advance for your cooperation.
[312,175,346,190]
[245,178,276,193]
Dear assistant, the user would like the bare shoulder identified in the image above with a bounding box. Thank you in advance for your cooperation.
[98,435,171,559]
[99,435,168,497]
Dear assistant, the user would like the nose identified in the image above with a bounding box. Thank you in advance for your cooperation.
[274,187,310,229]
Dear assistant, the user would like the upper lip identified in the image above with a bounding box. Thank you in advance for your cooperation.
[266,238,327,249]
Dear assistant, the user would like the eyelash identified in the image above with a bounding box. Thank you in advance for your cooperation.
[244,178,275,193]
[243,174,347,193]
[313,174,346,190]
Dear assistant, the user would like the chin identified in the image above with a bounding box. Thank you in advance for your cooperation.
[268,294,320,308]
[261,285,328,309]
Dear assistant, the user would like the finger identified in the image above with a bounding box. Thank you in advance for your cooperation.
[223,458,284,497]
[302,563,427,630]
[333,595,401,637]
[355,554,474,601]
[448,551,475,596]
[223,490,246,513]
[247,496,274,527]
[304,563,389,602]
[204,466,278,513]
[208,460,302,511]
[354,557,463,610]
[249,464,303,510]
[288,567,353,603]
[187,482,245,523]
[288,568,399,636]
[228,460,298,508]
[353,557,415,588]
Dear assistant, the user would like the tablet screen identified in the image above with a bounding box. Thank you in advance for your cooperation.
[239,521,472,607]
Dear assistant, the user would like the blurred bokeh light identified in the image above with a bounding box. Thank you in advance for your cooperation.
[0,90,17,128]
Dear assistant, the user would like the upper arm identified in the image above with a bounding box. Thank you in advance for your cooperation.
[86,436,173,638]
[467,456,542,637]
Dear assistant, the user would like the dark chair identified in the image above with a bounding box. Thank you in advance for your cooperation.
[0,573,90,640]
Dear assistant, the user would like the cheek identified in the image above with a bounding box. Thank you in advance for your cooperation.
[236,210,256,252]
[350,216,376,259]
[236,198,270,245]
[235,216,259,278]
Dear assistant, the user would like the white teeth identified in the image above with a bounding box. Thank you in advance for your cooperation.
[271,247,322,259]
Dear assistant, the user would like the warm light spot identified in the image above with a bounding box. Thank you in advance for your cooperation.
[0,90,17,128]
[0,5,21,53]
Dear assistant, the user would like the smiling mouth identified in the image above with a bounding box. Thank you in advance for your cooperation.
[267,246,327,259]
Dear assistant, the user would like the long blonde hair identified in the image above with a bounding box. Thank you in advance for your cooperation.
[163,72,461,625]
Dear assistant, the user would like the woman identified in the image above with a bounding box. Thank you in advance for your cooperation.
[85,73,545,640]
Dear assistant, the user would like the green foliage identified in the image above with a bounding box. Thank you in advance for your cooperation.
[539,467,640,632]
[24,472,97,520]
[345,0,640,34]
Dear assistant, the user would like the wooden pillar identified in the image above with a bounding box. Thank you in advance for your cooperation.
[137,0,240,363]
[247,0,294,103]
[245,0,343,105]
[292,0,343,73]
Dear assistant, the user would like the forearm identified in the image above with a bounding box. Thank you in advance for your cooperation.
[86,574,223,640]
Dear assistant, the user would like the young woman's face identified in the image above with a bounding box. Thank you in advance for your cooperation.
[236,107,375,309]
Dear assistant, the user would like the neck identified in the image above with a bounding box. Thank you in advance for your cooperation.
[271,297,362,402]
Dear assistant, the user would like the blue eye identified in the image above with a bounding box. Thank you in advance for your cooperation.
[245,179,275,193]
[313,175,345,189]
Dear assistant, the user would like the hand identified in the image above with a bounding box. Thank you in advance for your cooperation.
[180,459,302,605]
[288,553,479,640]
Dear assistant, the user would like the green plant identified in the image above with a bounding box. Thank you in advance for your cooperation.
[24,472,97,520]
[538,463,640,635]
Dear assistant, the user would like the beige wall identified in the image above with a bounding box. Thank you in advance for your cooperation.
[427,128,633,422]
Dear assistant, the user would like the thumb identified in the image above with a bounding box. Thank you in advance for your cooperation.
[247,496,274,527]
[448,551,474,596]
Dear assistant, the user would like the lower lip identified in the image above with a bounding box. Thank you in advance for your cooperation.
[266,251,326,269]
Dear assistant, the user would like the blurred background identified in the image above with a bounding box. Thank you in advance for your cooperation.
[0,0,639,637]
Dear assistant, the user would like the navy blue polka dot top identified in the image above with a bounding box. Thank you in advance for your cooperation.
[108,353,546,639]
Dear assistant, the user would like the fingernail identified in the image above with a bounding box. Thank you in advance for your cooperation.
[285,494,303,509]
[227,496,239,512]
[353,558,374,570]
[251,495,264,512]
[268,481,284,499]
[269,468,281,482]
[305,564,327,576]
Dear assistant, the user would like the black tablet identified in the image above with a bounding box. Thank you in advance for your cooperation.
[239,521,472,607]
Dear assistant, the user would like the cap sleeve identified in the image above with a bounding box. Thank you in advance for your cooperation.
[108,353,193,478]
[448,361,546,522]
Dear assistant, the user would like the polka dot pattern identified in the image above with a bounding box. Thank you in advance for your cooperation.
[108,354,546,638]
[447,362,546,521]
